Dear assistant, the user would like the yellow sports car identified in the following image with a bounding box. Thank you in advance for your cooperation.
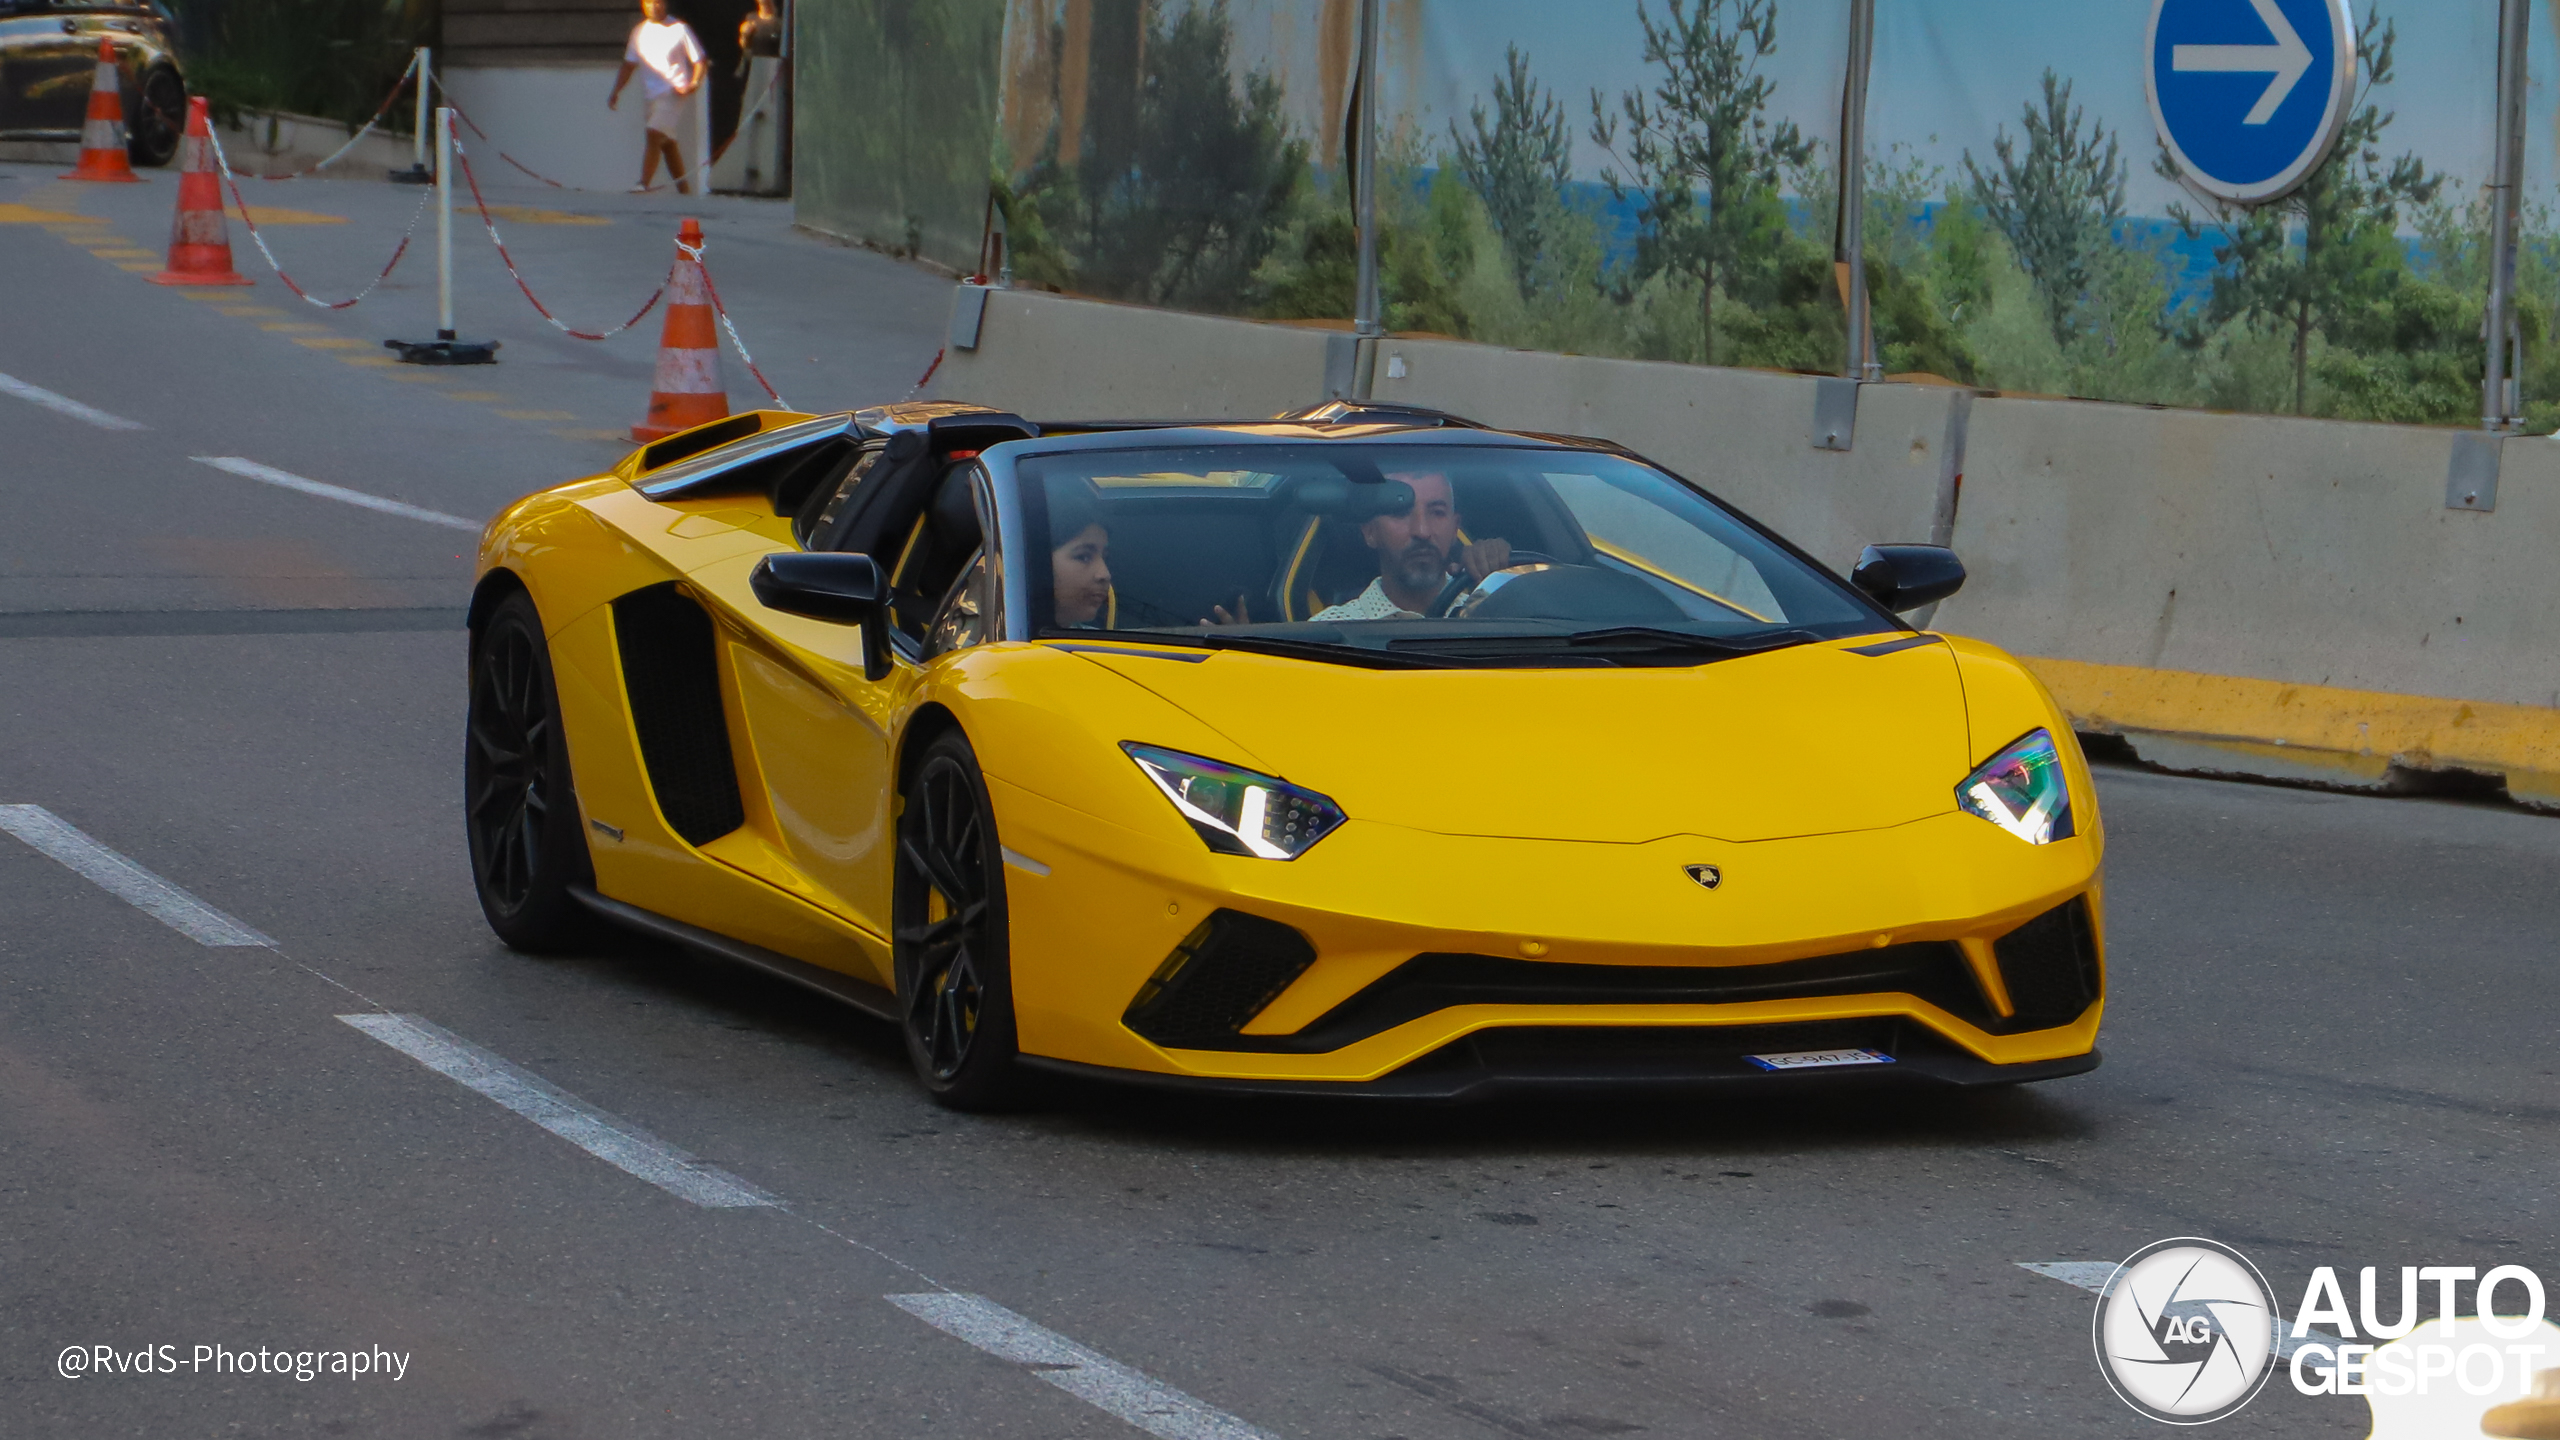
[467,400,2104,1107]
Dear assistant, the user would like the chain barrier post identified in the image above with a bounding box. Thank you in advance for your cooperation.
[388,106,497,363]
[392,48,433,184]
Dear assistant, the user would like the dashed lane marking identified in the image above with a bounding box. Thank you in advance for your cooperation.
[0,804,272,946]
[0,370,145,430]
[292,336,375,349]
[498,410,577,420]
[191,457,478,532]
[890,1293,1281,1440]
[339,1014,780,1209]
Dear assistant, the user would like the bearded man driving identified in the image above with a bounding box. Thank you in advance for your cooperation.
[1309,469,1511,620]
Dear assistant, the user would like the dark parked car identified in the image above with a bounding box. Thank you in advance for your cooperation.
[0,0,184,165]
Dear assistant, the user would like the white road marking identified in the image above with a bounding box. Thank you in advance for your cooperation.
[2017,1259,2339,1358]
[191,457,479,532]
[0,804,272,946]
[889,1292,1279,1440]
[0,371,146,430]
[338,1013,778,1209]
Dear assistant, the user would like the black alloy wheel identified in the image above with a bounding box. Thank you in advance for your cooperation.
[129,68,185,168]
[465,591,598,951]
[892,732,1022,1109]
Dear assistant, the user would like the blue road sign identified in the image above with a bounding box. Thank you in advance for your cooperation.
[2147,0,2357,203]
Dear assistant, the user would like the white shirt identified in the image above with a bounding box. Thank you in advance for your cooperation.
[626,20,707,98]
[1310,578,1422,622]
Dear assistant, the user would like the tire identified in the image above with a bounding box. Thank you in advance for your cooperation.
[892,731,1024,1110]
[465,591,600,952]
[129,68,184,168]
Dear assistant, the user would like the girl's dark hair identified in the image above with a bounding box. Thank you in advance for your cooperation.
[1047,482,1105,548]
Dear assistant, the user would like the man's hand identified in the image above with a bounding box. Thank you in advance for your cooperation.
[1202,594,1252,627]
[1459,537,1513,582]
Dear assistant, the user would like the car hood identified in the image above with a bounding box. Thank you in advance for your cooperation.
[1074,638,1973,844]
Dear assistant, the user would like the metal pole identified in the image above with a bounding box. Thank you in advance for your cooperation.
[414,48,432,177]
[2486,0,2528,430]
[436,106,455,340]
[1839,0,1877,381]
[1351,0,1382,339]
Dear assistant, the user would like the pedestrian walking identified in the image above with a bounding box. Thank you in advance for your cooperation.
[607,0,707,195]
[712,0,788,194]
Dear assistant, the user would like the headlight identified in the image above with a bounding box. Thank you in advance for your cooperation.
[1956,729,2076,845]
[1122,743,1346,860]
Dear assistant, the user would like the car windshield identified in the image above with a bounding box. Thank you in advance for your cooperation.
[1017,441,1892,667]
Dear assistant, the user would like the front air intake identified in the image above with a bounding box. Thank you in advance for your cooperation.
[1123,910,1317,1049]
[1991,897,2101,1030]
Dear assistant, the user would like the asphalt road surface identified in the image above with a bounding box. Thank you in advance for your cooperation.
[5,159,2556,1440]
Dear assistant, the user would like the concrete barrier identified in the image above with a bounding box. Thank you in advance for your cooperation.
[928,286,2560,809]
[214,109,418,178]
[930,287,1340,427]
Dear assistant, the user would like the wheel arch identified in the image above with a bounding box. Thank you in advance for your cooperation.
[896,701,967,788]
[468,567,532,645]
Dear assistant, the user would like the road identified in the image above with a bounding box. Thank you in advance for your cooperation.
[4,158,2555,1439]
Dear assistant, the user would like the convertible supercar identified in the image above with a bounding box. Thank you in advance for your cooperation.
[466,400,2104,1107]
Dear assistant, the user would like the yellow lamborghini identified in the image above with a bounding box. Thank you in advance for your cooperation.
[466,399,2104,1107]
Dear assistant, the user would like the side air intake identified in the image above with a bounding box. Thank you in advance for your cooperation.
[612,584,746,847]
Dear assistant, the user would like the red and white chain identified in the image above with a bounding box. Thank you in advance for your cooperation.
[203,127,427,309]
[674,236,790,408]
[450,138,667,341]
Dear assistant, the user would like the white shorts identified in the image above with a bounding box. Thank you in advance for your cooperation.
[644,91,684,137]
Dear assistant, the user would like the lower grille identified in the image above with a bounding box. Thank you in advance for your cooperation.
[1122,910,1317,1049]
[1992,897,2101,1030]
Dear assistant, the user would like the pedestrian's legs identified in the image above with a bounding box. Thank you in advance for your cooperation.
[640,128,666,188]
[661,131,689,195]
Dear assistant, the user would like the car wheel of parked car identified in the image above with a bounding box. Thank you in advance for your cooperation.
[893,731,1024,1109]
[129,67,185,167]
[466,591,599,952]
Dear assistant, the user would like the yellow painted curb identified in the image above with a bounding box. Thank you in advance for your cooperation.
[2024,656,2560,805]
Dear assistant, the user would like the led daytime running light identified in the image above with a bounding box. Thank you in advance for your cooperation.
[1956,729,2076,845]
[1122,743,1346,860]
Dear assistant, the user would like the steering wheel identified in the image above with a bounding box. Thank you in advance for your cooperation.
[1425,550,1559,618]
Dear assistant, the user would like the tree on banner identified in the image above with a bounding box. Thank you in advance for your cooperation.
[1591,0,1812,367]
[2165,12,2439,416]
[1452,45,1572,303]
[1967,73,2130,353]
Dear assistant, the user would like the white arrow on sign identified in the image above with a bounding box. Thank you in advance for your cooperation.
[2172,0,2313,125]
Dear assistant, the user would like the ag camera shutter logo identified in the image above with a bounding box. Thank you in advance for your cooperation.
[2094,1237,2279,1423]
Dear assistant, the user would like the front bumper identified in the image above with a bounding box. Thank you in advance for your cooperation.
[989,777,2106,1089]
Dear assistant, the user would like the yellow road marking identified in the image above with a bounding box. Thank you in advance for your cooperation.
[88,248,159,260]
[115,263,160,272]
[261,322,331,332]
[553,428,630,441]
[217,306,284,316]
[499,410,576,420]
[0,203,87,223]
[445,391,503,401]
[226,205,346,226]
[477,203,609,227]
[293,337,373,349]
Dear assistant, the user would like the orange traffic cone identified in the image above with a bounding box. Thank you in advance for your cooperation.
[631,219,728,441]
[61,40,140,183]
[150,97,249,287]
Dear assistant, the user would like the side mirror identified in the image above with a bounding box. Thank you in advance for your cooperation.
[751,551,893,680]
[1850,544,1966,613]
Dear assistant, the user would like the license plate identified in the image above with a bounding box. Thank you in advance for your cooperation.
[1744,1047,1895,1072]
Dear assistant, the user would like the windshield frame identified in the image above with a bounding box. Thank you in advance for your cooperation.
[976,426,1909,652]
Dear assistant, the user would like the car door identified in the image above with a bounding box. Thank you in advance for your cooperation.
[692,454,992,949]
